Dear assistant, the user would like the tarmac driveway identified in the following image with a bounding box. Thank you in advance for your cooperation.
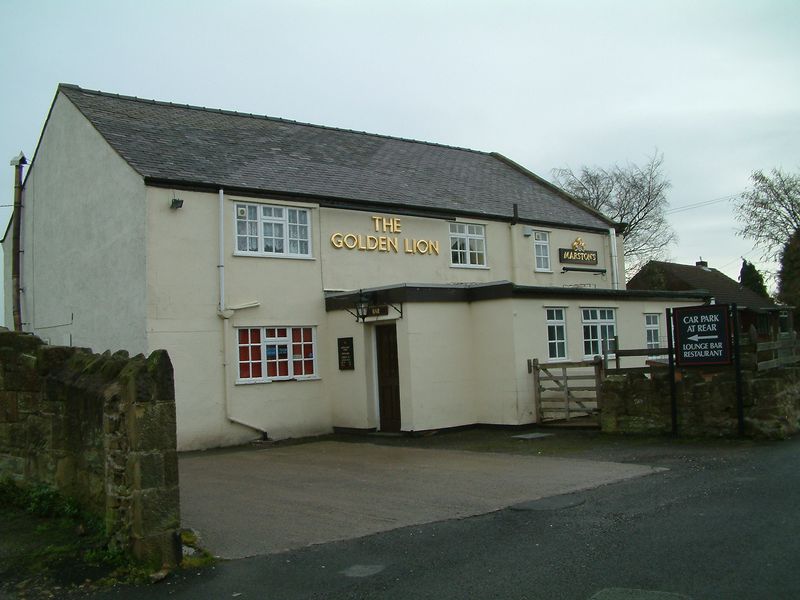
[179,441,661,559]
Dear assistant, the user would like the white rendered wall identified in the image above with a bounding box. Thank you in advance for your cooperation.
[145,188,332,450]
[2,234,11,328]
[21,94,147,352]
[401,303,478,430]
[326,310,379,430]
[319,207,618,291]
[468,300,522,424]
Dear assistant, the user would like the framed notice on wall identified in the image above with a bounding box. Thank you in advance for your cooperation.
[337,337,354,370]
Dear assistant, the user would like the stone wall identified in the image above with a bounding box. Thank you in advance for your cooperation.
[0,329,180,567]
[601,365,800,439]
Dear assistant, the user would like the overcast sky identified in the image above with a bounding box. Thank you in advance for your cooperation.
[2,0,799,324]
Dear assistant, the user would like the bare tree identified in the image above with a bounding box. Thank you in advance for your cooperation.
[552,152,677,277]
[735,168,800,262]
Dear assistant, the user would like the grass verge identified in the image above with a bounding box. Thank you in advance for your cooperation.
[0,479,205,598]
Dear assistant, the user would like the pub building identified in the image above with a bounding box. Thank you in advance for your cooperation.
[3,84,703,450]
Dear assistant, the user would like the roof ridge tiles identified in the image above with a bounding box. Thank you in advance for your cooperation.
[57,83,489,156]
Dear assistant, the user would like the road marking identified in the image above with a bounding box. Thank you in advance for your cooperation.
[590,588,692,600]
[341,564,385,578]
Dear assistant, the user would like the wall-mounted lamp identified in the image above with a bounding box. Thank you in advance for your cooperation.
[345,290,372,322]
[170,198,184,210]
[354,291,371,322]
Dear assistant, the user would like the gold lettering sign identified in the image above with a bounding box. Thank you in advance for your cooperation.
[558,237,598,265]
[330,216,440,256]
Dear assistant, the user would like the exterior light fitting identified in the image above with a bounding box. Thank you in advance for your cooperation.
[354,291,371,322]
[170,198,184,210]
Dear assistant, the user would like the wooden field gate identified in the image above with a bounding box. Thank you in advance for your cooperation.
[527,357,604,422]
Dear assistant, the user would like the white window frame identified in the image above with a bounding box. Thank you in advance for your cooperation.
[533,231,551,272]
[545,307,568,360]
[582,308,616,358]
[449,222,487,268]
[234,202,312,258]
[236,326,318,383]
[645,313,661,353]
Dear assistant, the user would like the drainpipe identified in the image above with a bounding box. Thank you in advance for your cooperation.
[216,188,266,437]
[608,227,620,290]
[218,188,227,316]
[10,152,27,332]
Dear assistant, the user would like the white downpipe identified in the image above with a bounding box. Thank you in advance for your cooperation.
[217,188,265,438]
[218,188,226,313]
[608,227,621,290]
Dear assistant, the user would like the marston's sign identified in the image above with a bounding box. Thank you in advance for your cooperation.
[558,237,598,265]
[673,304,732,366]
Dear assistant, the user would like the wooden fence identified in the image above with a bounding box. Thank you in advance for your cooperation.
[601,332,799,375]
[528,331,798,424]
[751,334,799,371]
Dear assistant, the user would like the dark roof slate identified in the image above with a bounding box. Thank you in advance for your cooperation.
[57,84,613,231]
[628,261,779,312]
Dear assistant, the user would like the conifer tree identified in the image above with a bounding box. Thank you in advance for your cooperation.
[739,259,769,298]
[778,230,800,325]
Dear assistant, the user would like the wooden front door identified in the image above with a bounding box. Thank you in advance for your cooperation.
[375,324,401,432]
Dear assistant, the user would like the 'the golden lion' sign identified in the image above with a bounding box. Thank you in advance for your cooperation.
[559,237,598,265]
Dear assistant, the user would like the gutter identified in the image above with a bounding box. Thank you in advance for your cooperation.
[142,177,616,236]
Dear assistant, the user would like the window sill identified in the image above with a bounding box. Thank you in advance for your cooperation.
[235,376,321,385]
[535,269,553,274]
[233,252,315,261]
[449,264,490,270]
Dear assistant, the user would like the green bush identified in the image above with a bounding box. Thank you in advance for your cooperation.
[0,478,85,520]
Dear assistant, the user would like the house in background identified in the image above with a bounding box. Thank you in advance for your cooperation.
[3,84,704,450]
[628,260,792,338]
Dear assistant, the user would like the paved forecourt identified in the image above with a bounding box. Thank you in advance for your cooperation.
[179,441,662,559]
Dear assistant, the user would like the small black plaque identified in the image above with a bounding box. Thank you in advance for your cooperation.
[338,337,354,370]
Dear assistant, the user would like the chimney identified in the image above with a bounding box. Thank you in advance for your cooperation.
[696,259,708,268]
[10,152,27,332]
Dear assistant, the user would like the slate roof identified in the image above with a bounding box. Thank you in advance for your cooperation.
[628,261,779,312]
[55,84,614,231]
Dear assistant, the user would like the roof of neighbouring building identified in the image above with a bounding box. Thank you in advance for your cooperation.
[628,260,779,312]
[52,84,615,231]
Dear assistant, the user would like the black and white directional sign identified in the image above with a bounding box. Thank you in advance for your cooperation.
[673,304,732,366]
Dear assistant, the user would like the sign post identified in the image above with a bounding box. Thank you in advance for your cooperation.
[670,303,744,436]
[731,304,745,436]
[665,308,678,435]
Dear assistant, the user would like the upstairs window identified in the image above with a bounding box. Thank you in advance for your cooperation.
[235,203,311,258]
[534,231,551,271]
[450,222,486,267]
[582,308,616,357]
[237,326,317,382]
